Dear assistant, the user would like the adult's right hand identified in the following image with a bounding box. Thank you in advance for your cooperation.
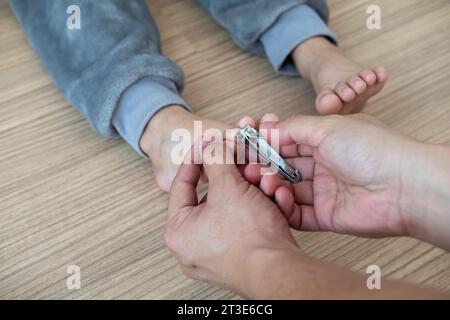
[242,114,450,249]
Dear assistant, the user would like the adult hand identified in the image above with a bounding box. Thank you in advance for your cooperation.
[241,114,450,248]
[165,132,449,299]
[164,141,302,298]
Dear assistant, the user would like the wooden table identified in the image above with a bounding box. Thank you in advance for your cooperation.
[0,0,449,299]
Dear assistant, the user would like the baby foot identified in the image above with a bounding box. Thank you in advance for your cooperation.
[140,106,228,192]
[292,37,387,114]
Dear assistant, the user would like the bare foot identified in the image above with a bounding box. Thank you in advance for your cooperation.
[140,105,228,192]
[292,37,387,114]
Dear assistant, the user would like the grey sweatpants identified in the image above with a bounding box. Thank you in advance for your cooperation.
[9,0,332,154]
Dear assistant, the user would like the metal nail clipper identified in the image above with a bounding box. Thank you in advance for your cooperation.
[236,125,302,184]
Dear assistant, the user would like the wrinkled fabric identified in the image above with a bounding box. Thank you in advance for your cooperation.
[10,0,330,152]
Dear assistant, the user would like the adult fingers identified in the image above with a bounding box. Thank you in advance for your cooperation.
[275,115,335,146]
[274,186,302,230]
[168,161,202,219]
[238,116,256,128]
[285,157,315,181]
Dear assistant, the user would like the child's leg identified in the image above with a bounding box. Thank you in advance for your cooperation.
[140,105,228,192]
[292,37,387,114]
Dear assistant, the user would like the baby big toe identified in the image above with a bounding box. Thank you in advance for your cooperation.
[316,91,343,115]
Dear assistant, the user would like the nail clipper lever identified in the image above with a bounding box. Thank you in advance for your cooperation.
[236,125,302,184]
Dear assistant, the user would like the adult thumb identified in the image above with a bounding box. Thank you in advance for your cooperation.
[275,115,332,147]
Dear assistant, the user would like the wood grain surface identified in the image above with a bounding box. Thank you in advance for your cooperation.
[0,0,449,299]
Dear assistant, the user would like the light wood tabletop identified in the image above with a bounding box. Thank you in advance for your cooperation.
[0,0,449,299]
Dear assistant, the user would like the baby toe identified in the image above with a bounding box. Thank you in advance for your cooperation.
[316,90,343,114]
[360,69,377,86]
[348,76,367,94]
[336,81,356,102]
[374,67,388,83]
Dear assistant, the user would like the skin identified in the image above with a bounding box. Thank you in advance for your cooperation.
[293,37,388,115]
[242,114,450,250]
[140,37,388,192]
[140,105,229,191]
[165,114,450,299]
